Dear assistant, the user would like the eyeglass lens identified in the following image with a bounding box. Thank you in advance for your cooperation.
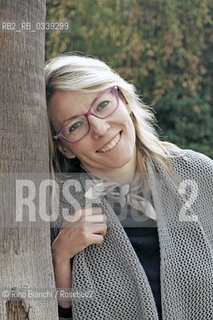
[61,89,118,142]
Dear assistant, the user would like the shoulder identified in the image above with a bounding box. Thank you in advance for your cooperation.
[165,149,213,200]
[169,148,213,178]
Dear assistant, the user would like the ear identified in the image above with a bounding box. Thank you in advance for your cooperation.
[58,144,76,159]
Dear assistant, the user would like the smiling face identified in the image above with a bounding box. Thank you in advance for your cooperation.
[48,88,137,180]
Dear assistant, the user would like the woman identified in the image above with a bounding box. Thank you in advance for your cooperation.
[45,54,213,320]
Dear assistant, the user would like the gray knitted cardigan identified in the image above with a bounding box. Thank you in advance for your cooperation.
[52,149,213,320]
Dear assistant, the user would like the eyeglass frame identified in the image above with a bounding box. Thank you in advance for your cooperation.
[53,85,119,144]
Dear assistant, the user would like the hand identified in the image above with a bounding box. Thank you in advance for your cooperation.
[51,205,107,262]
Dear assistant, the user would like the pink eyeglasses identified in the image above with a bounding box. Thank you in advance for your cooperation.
[53,86,119,143]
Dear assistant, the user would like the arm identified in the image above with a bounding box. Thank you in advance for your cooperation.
[52,247,73,308]
[51,205,107,308]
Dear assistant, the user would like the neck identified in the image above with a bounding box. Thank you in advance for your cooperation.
[95,169,136,185]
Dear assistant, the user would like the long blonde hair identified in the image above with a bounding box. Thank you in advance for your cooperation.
[45,53,180,177]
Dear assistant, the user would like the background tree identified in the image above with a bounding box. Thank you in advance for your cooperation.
[0,0,58,318]
[45,0,213,158]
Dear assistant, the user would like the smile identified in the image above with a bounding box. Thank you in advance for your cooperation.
[97,132,121,153]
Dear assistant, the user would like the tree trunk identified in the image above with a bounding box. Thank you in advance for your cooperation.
[0,1,58,319]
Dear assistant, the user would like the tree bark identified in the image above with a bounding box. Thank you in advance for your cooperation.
[0,0,58,319]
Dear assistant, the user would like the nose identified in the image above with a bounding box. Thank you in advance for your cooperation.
[88,115,110,140]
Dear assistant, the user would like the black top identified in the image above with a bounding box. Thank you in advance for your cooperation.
[124,226,162,318]
[58,203,162,319]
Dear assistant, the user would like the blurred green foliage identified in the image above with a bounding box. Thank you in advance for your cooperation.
[45,0,213,158]
[156,87,213,158]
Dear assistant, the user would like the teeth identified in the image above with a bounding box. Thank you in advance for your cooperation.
[99,133,120,153]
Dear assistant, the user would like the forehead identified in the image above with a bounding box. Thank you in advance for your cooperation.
[47,90,98,128]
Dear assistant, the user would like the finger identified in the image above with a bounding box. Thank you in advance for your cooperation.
[62,205,97,226]
[90,223,107,235]
[82,206,102,216]
[74,221,107,234]
[94,229,107,237]
[84,203,91,210]
[84,214,107,223]
[88,234,105,245]
[62,207,103,228]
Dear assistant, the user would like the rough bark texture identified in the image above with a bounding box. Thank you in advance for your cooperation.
[0,0,58,319]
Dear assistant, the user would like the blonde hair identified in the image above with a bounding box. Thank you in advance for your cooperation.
[45,53,180,177]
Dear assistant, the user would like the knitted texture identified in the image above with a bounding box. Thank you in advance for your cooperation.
[51,149,213,320]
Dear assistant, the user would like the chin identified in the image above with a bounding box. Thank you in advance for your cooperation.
[111,152,134,168]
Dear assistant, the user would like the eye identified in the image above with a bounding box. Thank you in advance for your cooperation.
[68,120,84,133]
[96,100,110,112]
